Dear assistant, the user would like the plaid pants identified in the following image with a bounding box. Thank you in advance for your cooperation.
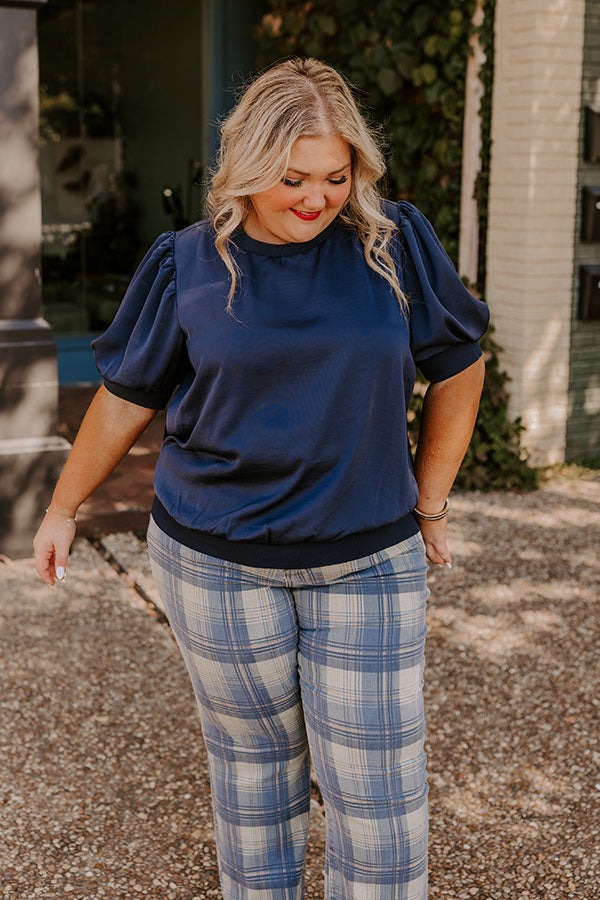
[147,515,430,900]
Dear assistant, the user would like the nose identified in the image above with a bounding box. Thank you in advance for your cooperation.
[300,185,327,210]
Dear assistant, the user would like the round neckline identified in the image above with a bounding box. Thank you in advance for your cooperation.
[232,215,341,257]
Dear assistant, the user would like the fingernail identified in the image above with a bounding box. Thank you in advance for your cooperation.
[445,561,452,569]
[56,566,65,580]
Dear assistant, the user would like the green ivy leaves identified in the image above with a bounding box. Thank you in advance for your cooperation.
[378,67,400,96]
[411,63,437,86]
[411,5,432,36]
[314,14,337,36]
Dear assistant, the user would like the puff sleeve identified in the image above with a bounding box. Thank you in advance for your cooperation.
[397,201,490,383]
[91,230,187,410]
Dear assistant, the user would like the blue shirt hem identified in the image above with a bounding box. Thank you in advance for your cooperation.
[102,378,170,410]
[150,496,420,569]
[418,341,483,383]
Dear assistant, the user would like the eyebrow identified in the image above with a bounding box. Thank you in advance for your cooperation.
[286,162,351,177]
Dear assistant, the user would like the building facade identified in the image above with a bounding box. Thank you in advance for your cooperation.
[486,0,599,465]
[0,0,264,556]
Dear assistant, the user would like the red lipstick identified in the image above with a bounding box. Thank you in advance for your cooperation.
[290,209,321,221]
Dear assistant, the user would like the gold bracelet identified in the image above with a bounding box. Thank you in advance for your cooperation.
[45,506,78,524]
[413,498,449,520]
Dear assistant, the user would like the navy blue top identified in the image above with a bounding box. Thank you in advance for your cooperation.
[91,199,490,567]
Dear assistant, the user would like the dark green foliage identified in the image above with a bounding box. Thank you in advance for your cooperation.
[449,326,540,491]
[253,0,540,491]
[473,0,495,290]
[406,323,540,492]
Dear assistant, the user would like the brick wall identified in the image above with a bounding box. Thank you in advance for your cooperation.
[566,0,600,462]
[485,0,586,466]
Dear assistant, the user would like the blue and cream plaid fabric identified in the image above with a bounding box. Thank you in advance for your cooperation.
[147,515,431,899]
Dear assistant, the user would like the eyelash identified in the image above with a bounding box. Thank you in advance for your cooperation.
[281,175,348,187]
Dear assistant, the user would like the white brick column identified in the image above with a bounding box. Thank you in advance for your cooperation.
[486,0,586,465]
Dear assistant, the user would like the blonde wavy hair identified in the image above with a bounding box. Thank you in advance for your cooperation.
[205,57,408,319]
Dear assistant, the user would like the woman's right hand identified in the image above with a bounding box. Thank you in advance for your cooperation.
[31,385,159,589]
[33,508,77,589]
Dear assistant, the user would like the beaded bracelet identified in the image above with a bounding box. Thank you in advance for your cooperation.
[412,498,449,520]
[45,506,78,524]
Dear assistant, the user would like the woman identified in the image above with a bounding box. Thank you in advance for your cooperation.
[35,58,489,899]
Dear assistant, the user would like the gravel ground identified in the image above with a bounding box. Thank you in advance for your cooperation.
[1,465,598,900]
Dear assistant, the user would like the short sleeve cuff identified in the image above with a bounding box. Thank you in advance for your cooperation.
[417,342,483,383]
[102,378,171,410]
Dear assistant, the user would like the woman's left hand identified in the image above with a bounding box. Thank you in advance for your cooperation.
[417,517,452,568]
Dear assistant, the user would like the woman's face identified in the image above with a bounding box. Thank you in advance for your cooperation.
[244,134,352,245]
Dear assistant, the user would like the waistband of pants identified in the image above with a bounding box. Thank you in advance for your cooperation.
[150,495,420,569]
